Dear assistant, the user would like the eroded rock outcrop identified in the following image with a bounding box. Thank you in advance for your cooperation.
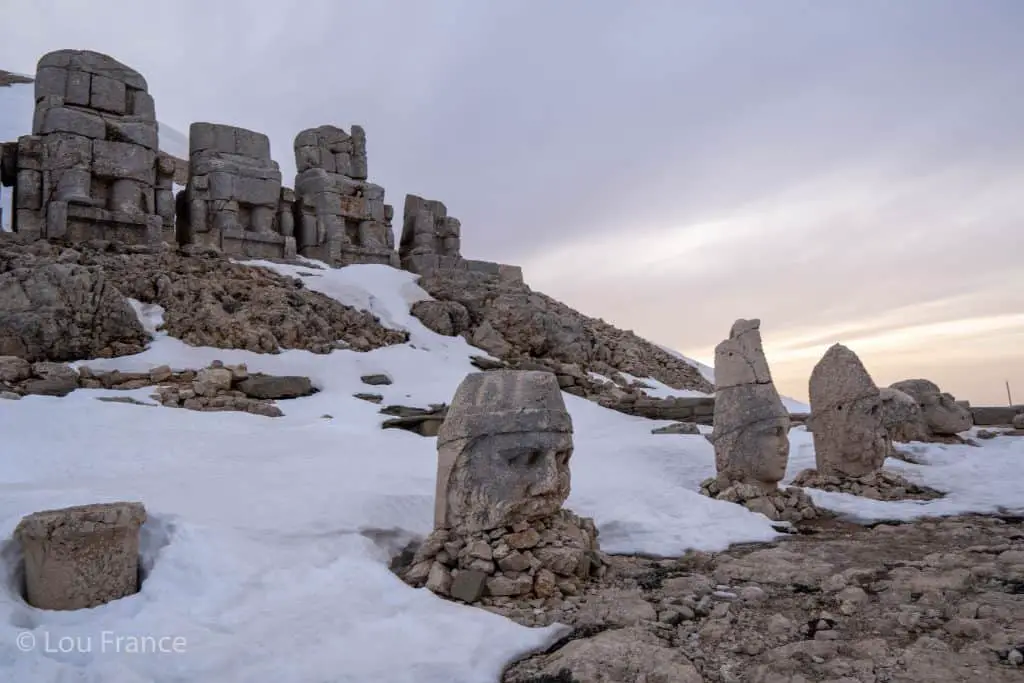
[1,237,407,356]
[0,250,149,361]
[413,271,713,397]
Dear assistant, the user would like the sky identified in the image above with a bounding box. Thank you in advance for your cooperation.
[1,0,1022,405]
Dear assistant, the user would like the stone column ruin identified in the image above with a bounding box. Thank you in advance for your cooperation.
[1,50,174,244]
[14,501,147,611]
[292,125,398,267]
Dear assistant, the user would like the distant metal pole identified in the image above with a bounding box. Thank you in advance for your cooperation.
[1007,380,1014,406]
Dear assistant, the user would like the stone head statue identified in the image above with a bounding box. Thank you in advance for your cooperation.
[434,370,574,533]
[711,319,791,490]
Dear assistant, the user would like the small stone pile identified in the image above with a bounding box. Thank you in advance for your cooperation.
[150,361,314,417]
[395,370,608,605]
[0,358,80,397]
[402,508,605,605]
[699,477,820,522]
[789,468,943,501]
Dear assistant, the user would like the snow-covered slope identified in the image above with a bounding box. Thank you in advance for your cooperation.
[0,259,1020,681]
[0,77,188,231]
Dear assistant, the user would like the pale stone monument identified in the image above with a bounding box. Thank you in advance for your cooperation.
[398,371,605,604]
[15,501,146,610]
[700,319,818,521]
[2,50,175,244]
[807,344,888,478]
[434,370,574,533]
[709,319,790,491]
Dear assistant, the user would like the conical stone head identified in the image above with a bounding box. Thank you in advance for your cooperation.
[711,318,790,489]
[434,370,574,532]
[808,344,888,477]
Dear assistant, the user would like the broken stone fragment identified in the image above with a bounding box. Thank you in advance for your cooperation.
[15,502,146,611]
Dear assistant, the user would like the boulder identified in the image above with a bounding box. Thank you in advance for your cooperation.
[0,262,148,362]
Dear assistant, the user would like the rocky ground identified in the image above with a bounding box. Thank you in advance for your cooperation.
[412,269,713,395]
[0,236,408,361]
[495,514,1023,683]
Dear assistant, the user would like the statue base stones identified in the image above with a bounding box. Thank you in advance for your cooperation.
[14,502,146,610]
[398,509,607,605]
[789,468,943,502]
[699,475,822,522]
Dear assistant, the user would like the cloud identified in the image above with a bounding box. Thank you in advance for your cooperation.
[1,0,1022,404]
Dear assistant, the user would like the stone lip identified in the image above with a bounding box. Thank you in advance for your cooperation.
[14,501,146,541]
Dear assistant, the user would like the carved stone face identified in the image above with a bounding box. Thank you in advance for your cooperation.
[441,430,573,533]
[720,417,790,490]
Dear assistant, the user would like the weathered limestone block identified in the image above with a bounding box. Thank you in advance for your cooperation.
[292,125,397,266]
[890,378,972,436]
[180,122,295,259]
[709,319,790,492]
[14,502,146,610]
[399,194,463,275]
[808,344,888,478]
[7,50,166,244]
[435,370,574,532]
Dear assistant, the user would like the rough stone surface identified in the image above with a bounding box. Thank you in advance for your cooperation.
[651,421,700,435]
[15,502,146,611]
[3,50,173,244]
[710,319,790,491]
[397,509,606,606]
[380,403,447,437]
[0,244,149,361]
[891,378,973,436]
[0,238,407,355]
[500,514,1024,683]
[413,270,714,401]
[880,386,931,445]
[292,125,398,267]
[790,467,945,501]
[808,344,888,478]
[700,475,822,522]
[435,370,574,533]
[177,122,295,260]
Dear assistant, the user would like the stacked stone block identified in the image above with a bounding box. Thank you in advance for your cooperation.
[178,122,295,259]
[400,194,523,284]
[1,50,174,244]
[292,125,398,266]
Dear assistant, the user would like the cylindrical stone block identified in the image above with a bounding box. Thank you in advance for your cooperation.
[53,167,91,203]
[14,502,146,611]
[110,178,143,215]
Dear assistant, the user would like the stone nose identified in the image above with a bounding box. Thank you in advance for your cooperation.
[527,451,561,495]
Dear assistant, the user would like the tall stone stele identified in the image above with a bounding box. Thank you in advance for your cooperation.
[175,122,296,259]
[0,50,175,244]
[709,319,791,491]
[807,343,888,477]
[15,502,146,611]
[292,125,398,266]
